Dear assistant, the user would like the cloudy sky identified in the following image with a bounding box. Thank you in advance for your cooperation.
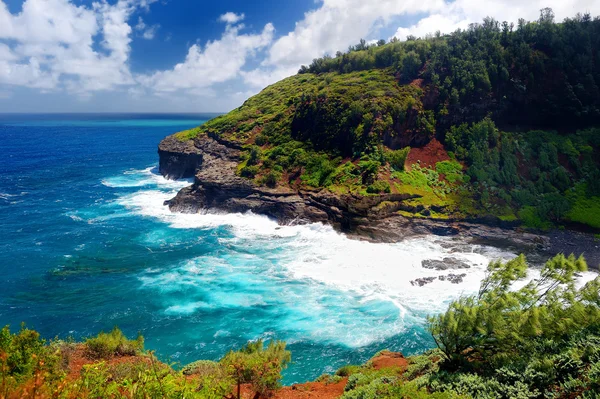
[0,0,598,113]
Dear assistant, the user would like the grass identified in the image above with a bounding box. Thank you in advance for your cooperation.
[566,184,600,229]
[85,326,144,359]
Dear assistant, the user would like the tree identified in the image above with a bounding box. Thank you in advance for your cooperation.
[221,340,291,399]
[428,253,600,371]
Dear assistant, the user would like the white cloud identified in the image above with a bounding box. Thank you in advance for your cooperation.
[391,0,600,41]
[219,12,245,25]
[392,14,470,41]
[1,0,600,111]
[139,22,274,93]
[135,16,159,39]
[244,0,600,90]
[0,0,155,94]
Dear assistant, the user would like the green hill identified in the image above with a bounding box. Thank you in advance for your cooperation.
[172,9,600,230]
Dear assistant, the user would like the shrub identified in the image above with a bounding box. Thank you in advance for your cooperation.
[247,146,262,166]
[316,373,343,384]
[262,170,282,188]
[435,160,464,184]
[367,181,391,193]
[255,134,268,146]
[428,253,599,385]
[518,206,551,229]
[385,147,410,171]
[221,340,291,399]
[336,364,361,377]
[240,165,259,178]
[181,359,221,376]
[84,327,144,359]
[0,324,53,378]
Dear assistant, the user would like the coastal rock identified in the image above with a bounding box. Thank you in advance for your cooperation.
[410,277,437,287]
[422,258,471,270]
[157,134,599,269]
[158,135,203,180]
[439,273,467,284]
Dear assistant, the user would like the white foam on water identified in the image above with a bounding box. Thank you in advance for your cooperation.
[102,166,192,189]
[108,166,599,348]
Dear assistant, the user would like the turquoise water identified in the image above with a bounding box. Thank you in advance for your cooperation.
[0,114,519,383]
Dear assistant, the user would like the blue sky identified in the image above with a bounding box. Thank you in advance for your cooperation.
[0,0,597,113]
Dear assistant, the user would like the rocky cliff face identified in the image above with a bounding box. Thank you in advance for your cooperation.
[158,136,204,179]
[156,134,558,254]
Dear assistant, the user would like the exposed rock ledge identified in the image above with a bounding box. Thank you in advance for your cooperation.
[158,134,600,268]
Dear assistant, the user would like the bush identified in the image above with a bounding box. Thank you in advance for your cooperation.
[367,181,391,193]
[336,364,361,377]
[0,324,53,378]
[247,146,262,166]
[518,206,551,229]
[427,253,600,397]
[221,340,291,399]
[181,359,221,376]
[84,327,144,359]
[385,147,410,171]
[262,170,282,188]
[240,165,259,178]
[435,160,464,184]
[255,134,268,146]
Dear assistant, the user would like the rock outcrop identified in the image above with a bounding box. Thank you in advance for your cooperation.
[158,135,204,180]
[158,133,600,269]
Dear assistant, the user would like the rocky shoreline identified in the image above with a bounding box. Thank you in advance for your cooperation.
[158,134,600,270]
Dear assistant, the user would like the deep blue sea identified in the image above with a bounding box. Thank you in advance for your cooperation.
[0,114,527,383]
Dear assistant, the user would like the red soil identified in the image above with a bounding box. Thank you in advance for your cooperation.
[370,351,409,370]
[66,347,407,399]
[66,345,151,380]
[405,138,450,170]
[269,378,348,399]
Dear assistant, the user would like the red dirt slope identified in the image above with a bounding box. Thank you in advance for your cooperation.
[405,139,450,170]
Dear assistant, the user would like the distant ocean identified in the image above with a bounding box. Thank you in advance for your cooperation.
[0,113,552,383]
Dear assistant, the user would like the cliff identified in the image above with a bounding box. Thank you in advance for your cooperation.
[158,133,557,253]
[157,12,600,263]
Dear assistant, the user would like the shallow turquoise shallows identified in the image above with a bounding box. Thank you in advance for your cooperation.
[0,114,519,383]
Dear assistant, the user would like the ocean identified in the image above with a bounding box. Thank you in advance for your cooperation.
[0,113,532,383]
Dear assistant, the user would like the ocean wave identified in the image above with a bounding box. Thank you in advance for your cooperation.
[102,166,192,189]
[109,165,598,348]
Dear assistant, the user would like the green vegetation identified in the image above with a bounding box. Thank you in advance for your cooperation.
[1,254,599,398]
[84,326,144,359]
[221,339,290,399]
[0,326,289,399]
[318,253,600,399]
[172,9,600,231]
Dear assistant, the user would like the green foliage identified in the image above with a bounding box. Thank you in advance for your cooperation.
[0,327,293,399]
[0,324,53,379]
[566,183,600,229]
[394,165,452,198]
[385,147,410,171]
[221,339,291,399]
[301,154,339,187]
[85,326,144,359]
[518,206,552,230]
[261,170,282,188]
[435,161,464,184]
[168,12,600,220]
[367,180,391,194]
[336,364,362,377]
[425,253,600,398]
[181,359,220,376]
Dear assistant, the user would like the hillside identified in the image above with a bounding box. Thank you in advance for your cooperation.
[159,10,600,235]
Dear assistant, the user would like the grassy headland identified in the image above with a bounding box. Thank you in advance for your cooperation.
[172,9,600,231]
